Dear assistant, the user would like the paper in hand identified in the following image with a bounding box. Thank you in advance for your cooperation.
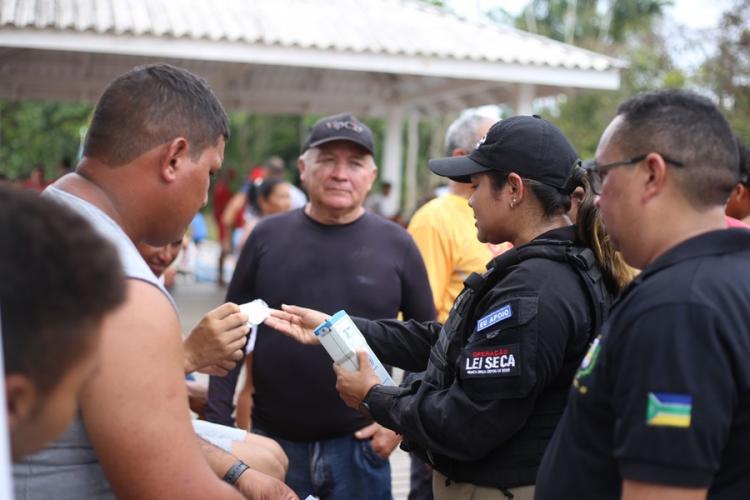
[239,299,270,327]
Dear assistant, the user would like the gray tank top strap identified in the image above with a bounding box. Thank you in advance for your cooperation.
[42,186,176,308]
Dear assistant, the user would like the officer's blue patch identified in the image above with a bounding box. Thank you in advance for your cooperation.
[477,304,512,332]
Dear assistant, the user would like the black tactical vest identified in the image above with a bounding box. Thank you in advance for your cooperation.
[410,238,612,489]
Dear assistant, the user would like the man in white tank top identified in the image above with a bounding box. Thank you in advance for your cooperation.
[14,64,296,500]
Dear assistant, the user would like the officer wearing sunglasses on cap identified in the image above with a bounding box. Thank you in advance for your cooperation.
[267,116,635,499]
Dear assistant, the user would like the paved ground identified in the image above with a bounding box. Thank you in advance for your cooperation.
[171,280,412,500]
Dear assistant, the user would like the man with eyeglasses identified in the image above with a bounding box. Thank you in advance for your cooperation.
[537,89,750,499]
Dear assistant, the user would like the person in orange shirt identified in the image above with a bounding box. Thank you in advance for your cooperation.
[408,111,510,324]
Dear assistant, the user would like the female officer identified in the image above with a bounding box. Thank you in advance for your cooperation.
[266,116,633,500]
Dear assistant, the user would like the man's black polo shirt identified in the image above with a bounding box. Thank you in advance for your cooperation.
[537,229,750,499]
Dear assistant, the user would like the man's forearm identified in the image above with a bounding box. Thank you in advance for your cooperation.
[185,348,198,374]
[198,436,243,479]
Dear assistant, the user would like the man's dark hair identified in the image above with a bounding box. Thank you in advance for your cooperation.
[0,187,126,393]
[84,63,230,166]
[613,89,738,207]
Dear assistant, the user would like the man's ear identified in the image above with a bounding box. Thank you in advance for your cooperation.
[160,138,189,183]
[641,152,669,202]
[727,184,742,206]
[365,166,378,195]
[738,183,750,202]
[6,374,39,432]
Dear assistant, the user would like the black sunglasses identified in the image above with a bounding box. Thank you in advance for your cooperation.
[585,153,685,194]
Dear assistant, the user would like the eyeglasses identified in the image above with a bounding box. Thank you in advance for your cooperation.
[585,153,685,194]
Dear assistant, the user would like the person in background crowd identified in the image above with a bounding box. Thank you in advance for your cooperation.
[537,89,750,499]
[725,137,750,226]
[213,168,236,286]
[365,181,394,218]
[235,177,293,252]
[264,156,307,209]
[208,112,435,500]
[222,158,304,256]
[2,187,125,461]
[408,111,501,324]
[22,165,47,192]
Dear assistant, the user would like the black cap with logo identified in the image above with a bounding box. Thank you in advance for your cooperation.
[428,115,580,192]
[302,112,375,155]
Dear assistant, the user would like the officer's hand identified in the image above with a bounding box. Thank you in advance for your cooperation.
[355,422,401,459]
[334,351,381,410]
[264,305,327,345]
[184,303,249,374]
[235,468,299,500]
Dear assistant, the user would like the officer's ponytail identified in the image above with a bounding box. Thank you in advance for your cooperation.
[513,164,636,296]
[573,171,637,295]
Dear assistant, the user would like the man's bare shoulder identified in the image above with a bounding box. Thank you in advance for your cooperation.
[79,278,239,498]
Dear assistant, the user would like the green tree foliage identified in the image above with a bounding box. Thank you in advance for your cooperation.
[698,0,750,144]
[503,0,682,159]
[514,0,672,47]
[0,101,91,180]
[0,101,394,197]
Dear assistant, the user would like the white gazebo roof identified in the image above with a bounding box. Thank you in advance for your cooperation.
[0,0,625,212]
[0,0,624,113]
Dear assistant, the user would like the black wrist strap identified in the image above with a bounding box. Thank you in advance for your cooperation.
[223,460,250,485]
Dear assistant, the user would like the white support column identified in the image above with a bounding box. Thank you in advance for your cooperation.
[404,112,420,215]
[382,108,404,216]
[429,114,451,191]
[515,83,536,115]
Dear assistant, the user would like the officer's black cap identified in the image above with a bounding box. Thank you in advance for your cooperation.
[428,115,580,192]
[302,112,375,156]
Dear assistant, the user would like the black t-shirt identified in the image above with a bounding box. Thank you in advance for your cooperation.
[206,209,435,440]
[537,229,750,499]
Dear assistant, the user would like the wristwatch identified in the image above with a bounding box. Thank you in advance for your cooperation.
[359,384,382,419]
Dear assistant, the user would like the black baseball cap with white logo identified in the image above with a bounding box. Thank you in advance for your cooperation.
[428,115,580,192]
[302,112,375,155]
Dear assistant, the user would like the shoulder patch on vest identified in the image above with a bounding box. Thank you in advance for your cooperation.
[461,343,520,378]
[477,304,512,332]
